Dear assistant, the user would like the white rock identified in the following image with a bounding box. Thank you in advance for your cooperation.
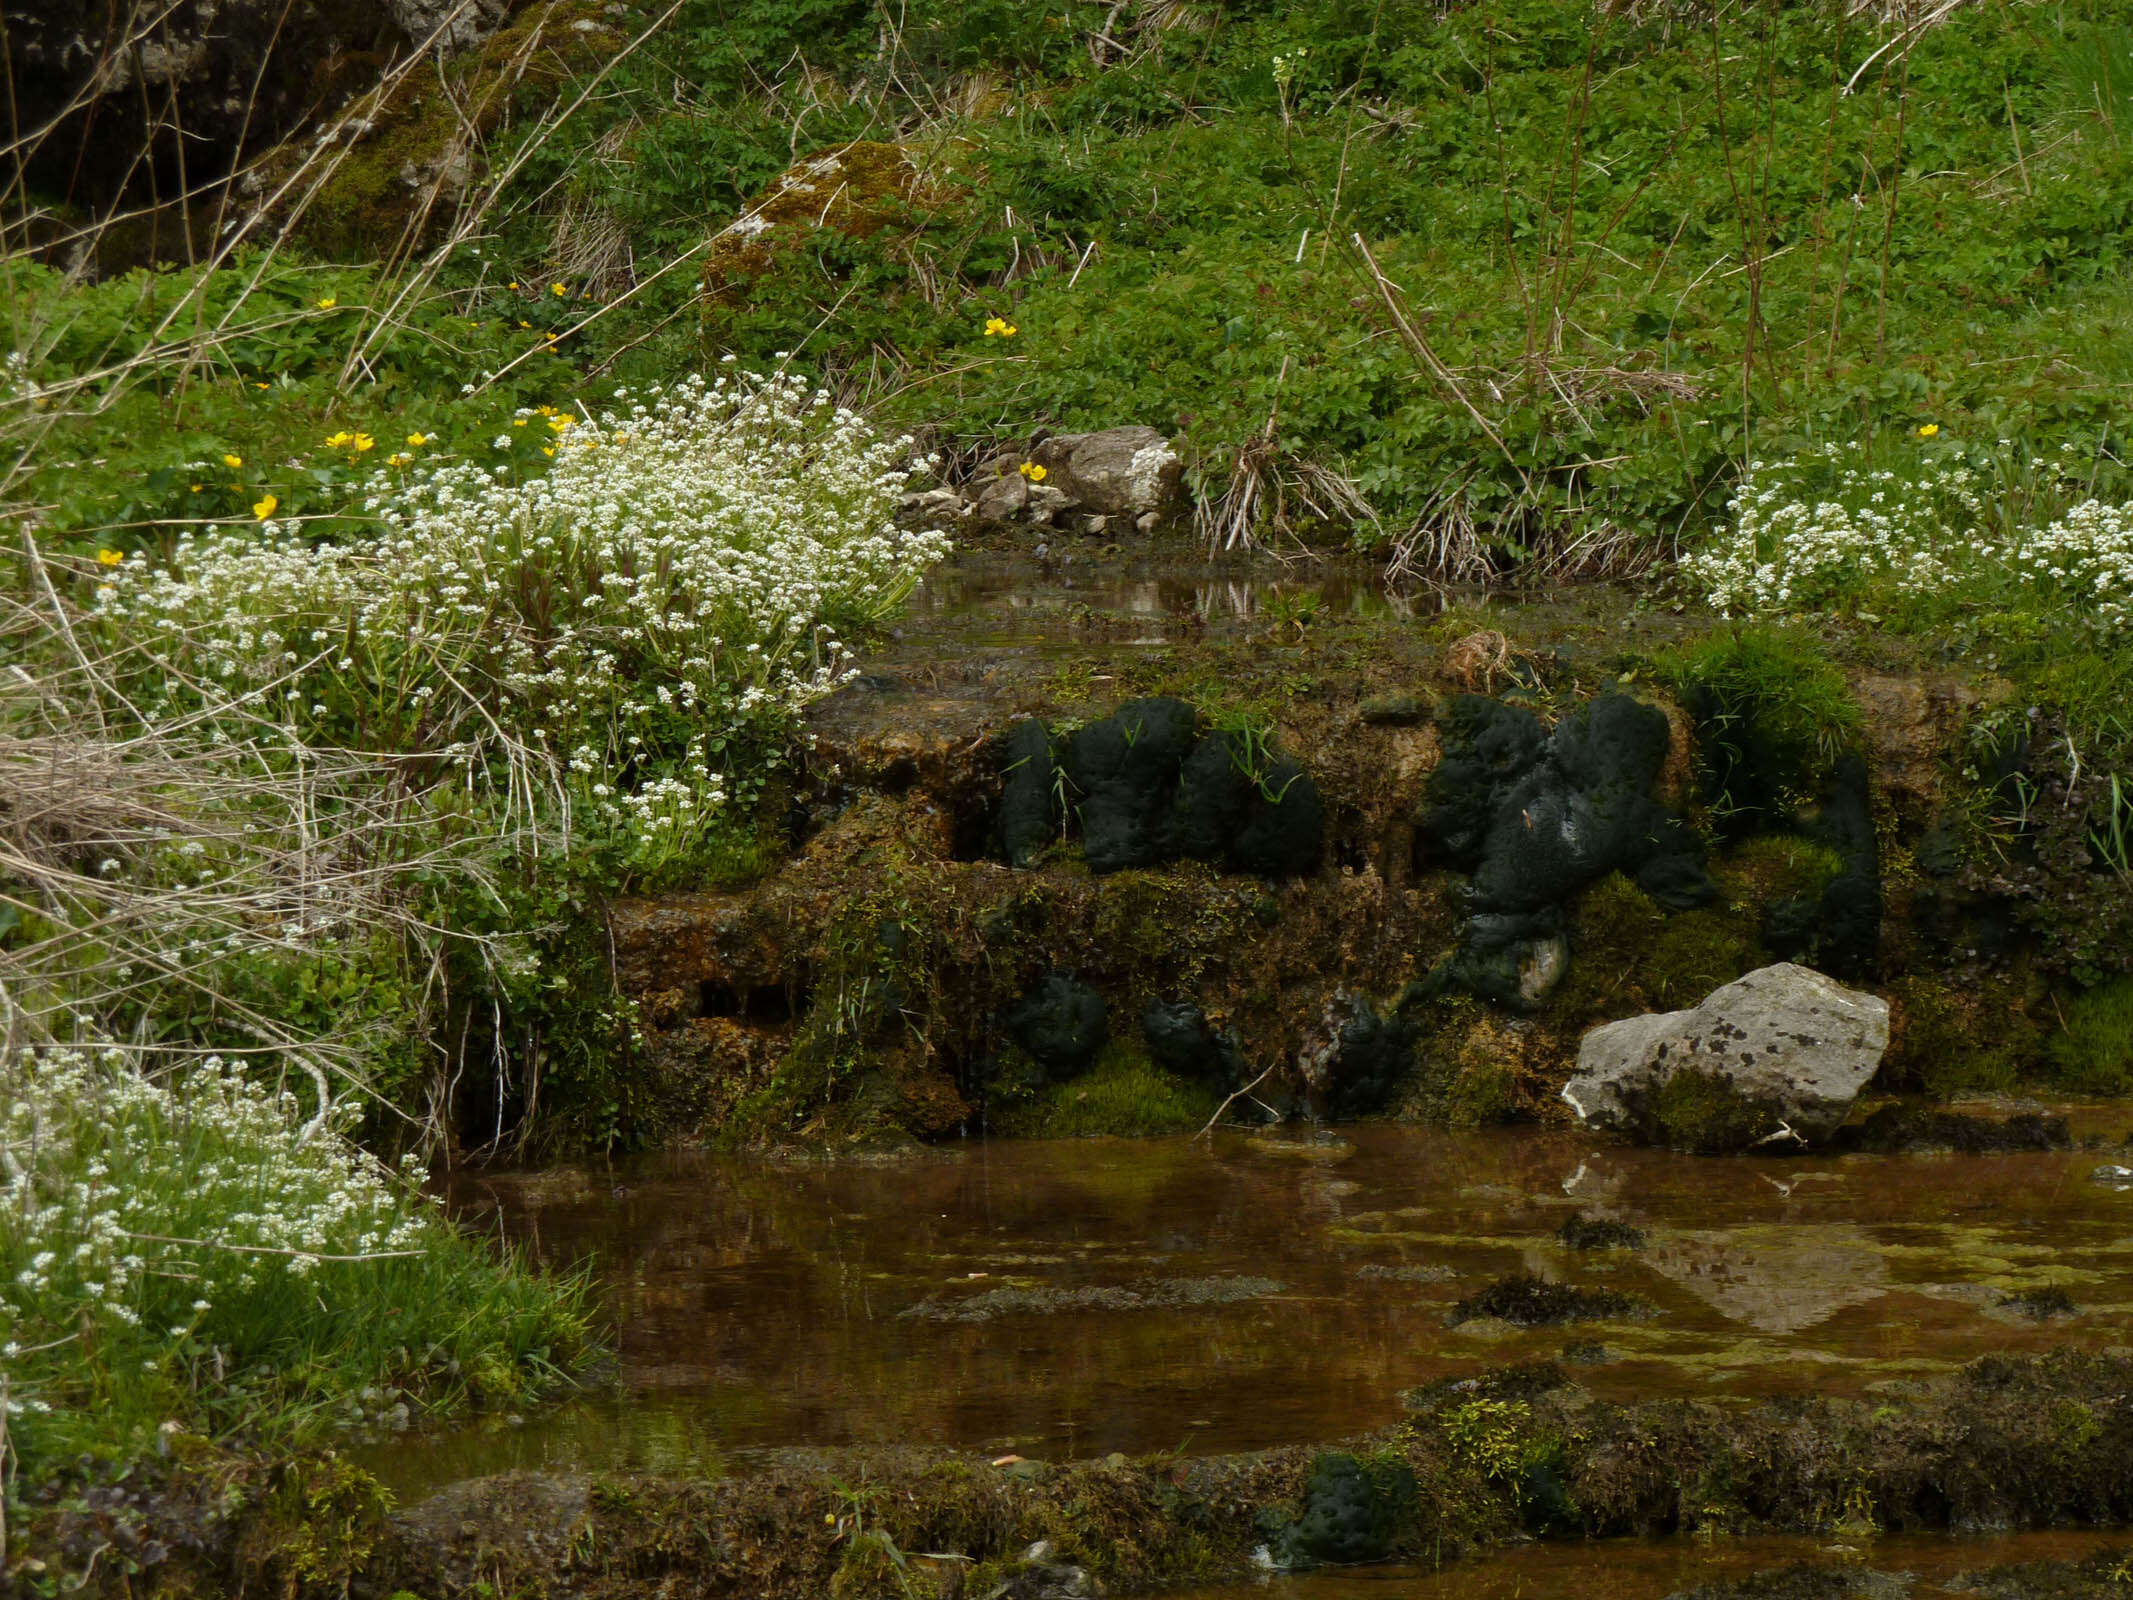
[1561,962,1888,1151]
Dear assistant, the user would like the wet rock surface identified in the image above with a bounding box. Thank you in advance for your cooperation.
[1563,963,1891,1152]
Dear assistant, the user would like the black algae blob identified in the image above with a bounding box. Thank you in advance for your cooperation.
[1418,693,1712,1008]
[1141,998,1250,1094]
[1002,702,1323,878]
[1317,996,1419,1119]
[995,718,1058,869]
[1003,971,1108,1080]
[1064,696,1199,872]
[1231,756,1324,877]
[1276,1451,1417,1567]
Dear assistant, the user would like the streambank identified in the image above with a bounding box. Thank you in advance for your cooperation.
[29,1350,2133,1599]
[574,554,2125,1155]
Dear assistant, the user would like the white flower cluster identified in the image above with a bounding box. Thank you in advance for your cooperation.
[88,369,949,861]
[1687,441,2133,629]
[0,1047,438,1412]
[1684,443,1976,615]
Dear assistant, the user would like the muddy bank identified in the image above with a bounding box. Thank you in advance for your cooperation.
[576,556,2128,1155]
[34,1351,2133,1599]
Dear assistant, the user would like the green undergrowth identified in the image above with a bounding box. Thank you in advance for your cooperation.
[990,1041,1221,1137]
[0,1046,595,1490]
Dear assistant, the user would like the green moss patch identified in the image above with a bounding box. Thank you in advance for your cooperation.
[990,1042,1220,1137]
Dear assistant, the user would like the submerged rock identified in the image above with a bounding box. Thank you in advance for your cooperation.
[1561,962,1889,1152]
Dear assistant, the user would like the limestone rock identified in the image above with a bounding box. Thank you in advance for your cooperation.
[1562,962,1888,1152]
[1029,426,1184,518]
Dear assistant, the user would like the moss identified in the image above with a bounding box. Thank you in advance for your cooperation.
[1657,627,1861,834]
[1550,873,1760,1029]
[991,1041,1218,1137]
[702,141,951,304]
[2047,976,2133,1095]
[1646,1066,1789,1155]
[290,3,622,257]
[1718,833,1847,902]
[1394,997,1530,1128]
[1881,973,2041,1097]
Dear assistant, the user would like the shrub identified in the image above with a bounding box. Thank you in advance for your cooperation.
[0,1044,592,1477]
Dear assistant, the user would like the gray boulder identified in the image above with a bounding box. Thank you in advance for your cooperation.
[1562,962,1887,1152]
[1029,427,1183,518]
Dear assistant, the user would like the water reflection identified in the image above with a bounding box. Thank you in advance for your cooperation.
[363,1125,2133,1498]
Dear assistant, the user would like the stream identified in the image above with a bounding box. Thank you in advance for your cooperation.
[368,1121,2132,1522]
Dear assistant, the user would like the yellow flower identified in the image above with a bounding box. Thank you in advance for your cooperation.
[513,417,528,427]
[548,414,574,432]
[253,382,270,390]
[407,432,429,447]
[315,295,338,309]
[509,280,520,290]
[983,315,1018,337]
[351,433,376,452]
[253,494,278,520]
[222,452,243,469]
[387,451,412,467]
[96,548,124,567]
[518,319,532,328]
[535,404,556,416]
[541,445,556,458]
[1017,461,1047,482]
[1917,423,1940,437]
[323,430,354,449]
[552,282,569,297]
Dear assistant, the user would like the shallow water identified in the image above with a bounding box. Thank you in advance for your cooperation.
[365,1120,2133,1500]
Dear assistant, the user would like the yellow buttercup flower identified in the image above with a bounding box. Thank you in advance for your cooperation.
[548,414,574,433]
[552,282,569,297]
[509,280,520,289]
[315,295,338,309]
[513,418,528,427]
[1917,423,1940,438]
[1017,461,1047,482]
[323,430,354,449]
[253,494,278,520]
[222,453,243,469]
[387,451,412,467]
[406,432,429,447]
[96,548,124,567]
[983,315,1018,337]
[351,433,376,452]
[535,405,557,416]
[541,445,556,458]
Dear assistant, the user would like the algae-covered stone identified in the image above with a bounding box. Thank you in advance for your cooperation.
[1562,962,1889,1151]
[1276,1451,1417,1567]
